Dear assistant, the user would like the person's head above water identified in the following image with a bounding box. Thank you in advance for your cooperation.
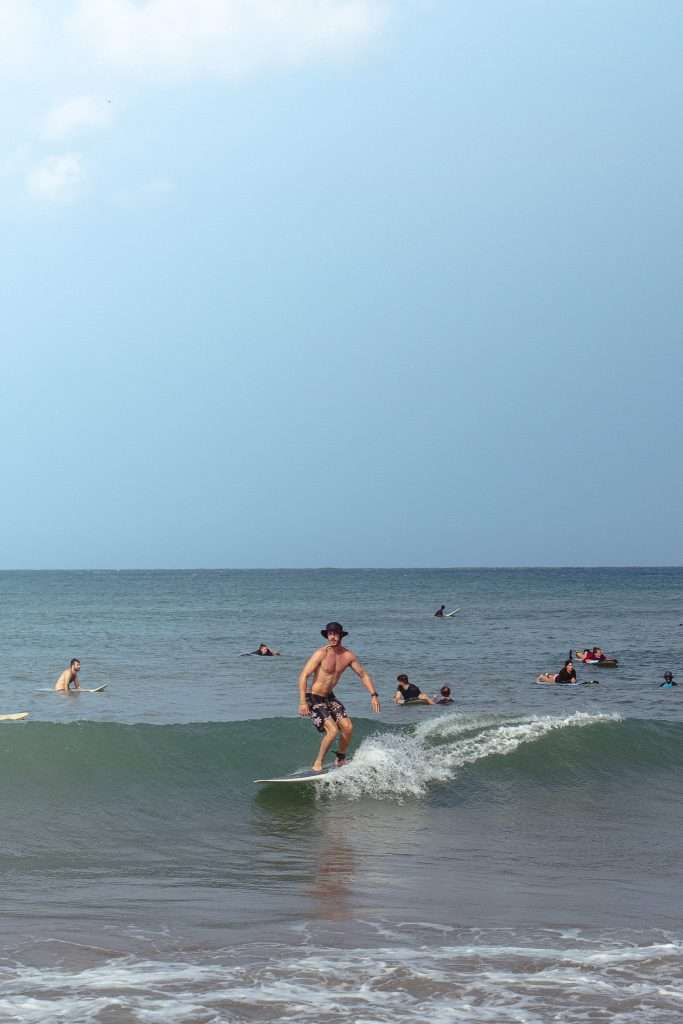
[564,660,574,672]
[321,621,348,640]
[440,686,451,698]
[396,673,409,685]
[664,671,674,683]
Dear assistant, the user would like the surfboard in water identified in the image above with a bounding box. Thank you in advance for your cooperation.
[254,764,349,785]
[36,685,107,694]
[0,712,29,721]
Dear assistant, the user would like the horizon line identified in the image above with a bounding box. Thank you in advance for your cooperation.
[0,565,681,572]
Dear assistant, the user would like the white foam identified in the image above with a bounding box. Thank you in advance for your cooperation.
[2,934,680,1024]
[318,711,621,800]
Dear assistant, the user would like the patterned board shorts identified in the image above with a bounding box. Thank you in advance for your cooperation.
[306,692,348,734]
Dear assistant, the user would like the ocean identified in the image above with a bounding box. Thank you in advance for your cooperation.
[1,568,682,1022]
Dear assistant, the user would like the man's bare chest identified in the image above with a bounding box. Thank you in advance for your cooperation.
[320,651,351,676]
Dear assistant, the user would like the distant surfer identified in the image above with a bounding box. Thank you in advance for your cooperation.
[298,622,380,772]
[434,685,454,705]
[255,643,280,656]
[241,643,280,656]
[661,672,678,688]
[394,674,434,705]
[54,658,81,692]
[434,605,446,617]
[576,647,614,664]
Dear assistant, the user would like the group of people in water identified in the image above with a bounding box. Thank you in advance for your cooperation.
[289,616,680,769]
[394,674,453,705]
[537,648,616,685]
[536,649,677,688]
[43,621,677,777]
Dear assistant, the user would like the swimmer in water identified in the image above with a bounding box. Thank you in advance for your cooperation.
[660,672,678,688]
[434,685,454,705]
[256,643,280,656]
[241,643,280,656]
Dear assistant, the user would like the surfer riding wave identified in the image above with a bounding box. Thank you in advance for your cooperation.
[298,622,380,772]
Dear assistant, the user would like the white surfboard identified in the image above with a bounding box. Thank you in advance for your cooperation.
[444,607,461,617]
[0,712,29,721]
[36,685,107,694]
[254,765,349,785]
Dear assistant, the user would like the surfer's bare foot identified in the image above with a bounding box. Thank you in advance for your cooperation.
[311,762,323,772]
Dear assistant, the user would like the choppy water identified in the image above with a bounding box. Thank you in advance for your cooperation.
[1,569,682,1022]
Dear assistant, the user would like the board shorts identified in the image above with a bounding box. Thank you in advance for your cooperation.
[306,692,348,734]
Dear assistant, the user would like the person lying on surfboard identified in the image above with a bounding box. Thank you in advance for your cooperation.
[255,643,280,656]
[394,674,434,705]
[54,658,81,692]
[298,622,380,772]
[537,659,577,685]
[575,647,613,663]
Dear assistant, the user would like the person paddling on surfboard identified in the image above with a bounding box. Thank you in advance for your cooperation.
[54,658,81,692]
[394,674,434,705]
[298,622,380,772]
[255,643,280,656]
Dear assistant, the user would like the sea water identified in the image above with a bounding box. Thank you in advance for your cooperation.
[1,568,682,1022]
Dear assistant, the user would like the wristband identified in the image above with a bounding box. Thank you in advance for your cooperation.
[370,692,379,698]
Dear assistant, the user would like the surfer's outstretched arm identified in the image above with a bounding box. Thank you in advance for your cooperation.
[350,658,380,712]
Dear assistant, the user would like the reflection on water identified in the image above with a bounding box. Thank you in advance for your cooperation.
[311,818,356,923]
[252,786,447,925]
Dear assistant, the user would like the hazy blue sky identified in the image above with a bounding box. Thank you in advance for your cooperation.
[2,1,681,568]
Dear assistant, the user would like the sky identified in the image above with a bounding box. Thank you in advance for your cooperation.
[1,0,682,569]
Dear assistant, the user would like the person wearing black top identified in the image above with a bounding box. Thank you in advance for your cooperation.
[395,673,434,704]
[538,659,578,684]
[555,660,577,684]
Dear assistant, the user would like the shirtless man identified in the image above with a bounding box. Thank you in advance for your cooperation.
[54,658,81,692]
[298,622,380,772]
